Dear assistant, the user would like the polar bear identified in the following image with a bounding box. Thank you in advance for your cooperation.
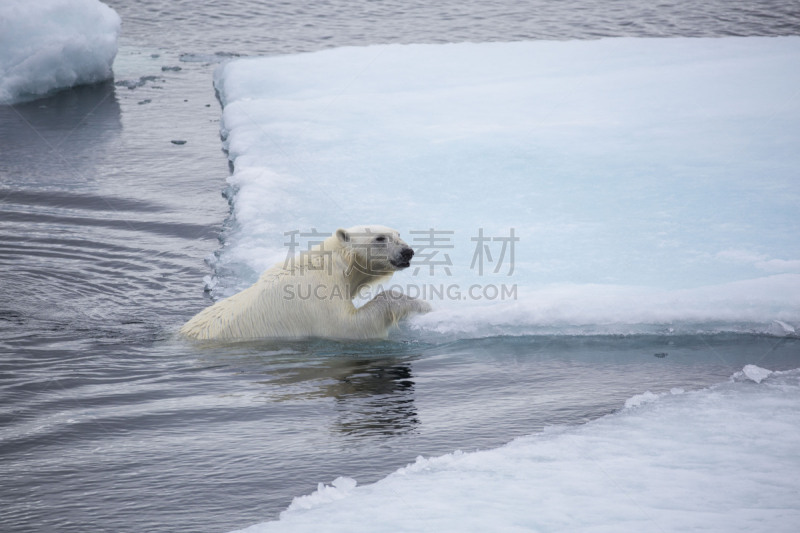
[180,225,431,341]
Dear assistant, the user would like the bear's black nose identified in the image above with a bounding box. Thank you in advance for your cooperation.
[401,248,414,261]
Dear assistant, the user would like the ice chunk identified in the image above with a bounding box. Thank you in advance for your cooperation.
[285,477,357,513]
[769,320,797,336]
[624,390,660,408]
[0,0,120,104]
[211,38,800,337]
[735,364,773,384]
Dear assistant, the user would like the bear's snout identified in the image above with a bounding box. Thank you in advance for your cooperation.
[391,246,414,269]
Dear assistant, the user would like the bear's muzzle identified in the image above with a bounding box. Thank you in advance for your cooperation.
[391,246,414,269]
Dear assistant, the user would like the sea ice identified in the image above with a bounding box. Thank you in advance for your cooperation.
[232,367,800,532]
[736,364,773,384]
[0,0,120,104]
[207,41,800,533]
[211,38,800,336]
[286,477,358,512]
[623,390,659,408]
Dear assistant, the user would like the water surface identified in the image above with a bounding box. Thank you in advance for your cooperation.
[2,1,799,531]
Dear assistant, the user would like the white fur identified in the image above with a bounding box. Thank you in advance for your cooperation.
[180,225,431,341]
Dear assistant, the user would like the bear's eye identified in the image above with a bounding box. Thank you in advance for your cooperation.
[375,235,387,243]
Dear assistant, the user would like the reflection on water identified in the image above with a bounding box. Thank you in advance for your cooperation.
[0,81,121,188]
[197,340,423,438]
[331,360,418,438]
[0,57,228,345]
[193,332,800,453]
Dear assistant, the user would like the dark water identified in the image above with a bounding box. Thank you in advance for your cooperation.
[2,1,800,532]
[107,0,800,54]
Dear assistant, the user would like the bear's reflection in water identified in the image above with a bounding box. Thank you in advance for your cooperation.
[201,340,423,438]
[330,360,419,438]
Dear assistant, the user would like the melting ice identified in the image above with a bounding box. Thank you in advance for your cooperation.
[212,38,800,337]
[0,0,120,105]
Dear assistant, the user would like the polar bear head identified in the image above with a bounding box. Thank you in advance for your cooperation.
[336,225,414,275]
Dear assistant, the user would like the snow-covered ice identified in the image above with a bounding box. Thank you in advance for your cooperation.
[233,367,800,532]
[0,0,120,104]
[211,38,800,337]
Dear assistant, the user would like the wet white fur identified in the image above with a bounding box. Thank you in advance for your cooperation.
[180,225,431,341]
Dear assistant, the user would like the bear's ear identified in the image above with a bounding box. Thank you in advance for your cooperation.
[335,228,349,244]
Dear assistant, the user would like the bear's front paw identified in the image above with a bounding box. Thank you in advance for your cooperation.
[407,296,432,314]
[376,290,432,315]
